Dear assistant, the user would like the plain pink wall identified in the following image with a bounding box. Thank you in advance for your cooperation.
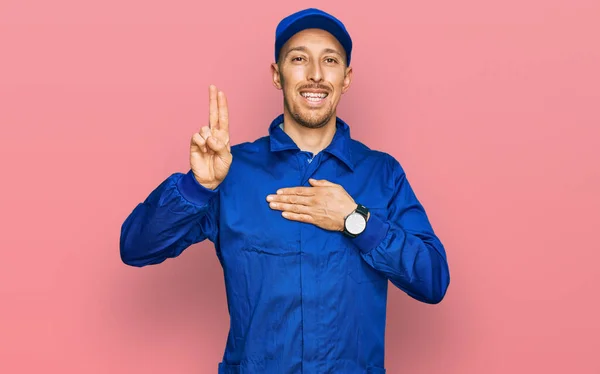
[1,0,599,373]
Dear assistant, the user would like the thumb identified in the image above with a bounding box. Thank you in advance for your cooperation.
[206,136,230,157]
[309,178,335,186]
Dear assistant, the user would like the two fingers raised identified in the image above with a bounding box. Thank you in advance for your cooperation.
[192,85,230,154]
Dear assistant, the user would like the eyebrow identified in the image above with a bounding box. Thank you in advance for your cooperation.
[284,46,344,59]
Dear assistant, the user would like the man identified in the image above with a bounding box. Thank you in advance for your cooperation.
[120,8,450,374]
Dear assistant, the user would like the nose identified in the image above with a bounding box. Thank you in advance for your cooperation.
[307,60,323,83]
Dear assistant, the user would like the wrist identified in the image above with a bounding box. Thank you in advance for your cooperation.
[177,170,220,205]
[192,173,220,190]
[202,182,219,190]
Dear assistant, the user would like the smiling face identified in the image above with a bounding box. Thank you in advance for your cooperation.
[272,28,353,129]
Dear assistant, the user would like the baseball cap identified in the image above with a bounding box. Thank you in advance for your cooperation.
[274,8,353,66]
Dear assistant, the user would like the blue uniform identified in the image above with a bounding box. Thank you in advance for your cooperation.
[120,114,450,373]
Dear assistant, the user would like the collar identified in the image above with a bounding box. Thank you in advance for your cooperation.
[268,114,355,171]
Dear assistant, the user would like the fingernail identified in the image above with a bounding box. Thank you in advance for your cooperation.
[266,195,273,201]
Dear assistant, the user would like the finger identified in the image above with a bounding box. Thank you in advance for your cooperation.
[267,194,312,206]
[281,211,314,223]
[200,126,211,152]
[192,132,207,153]
[201,126,211,139]
[268,201,311,214]
[308,178,336,187]
[276,187,314,196]
[217,91,229,133]
[206,135,230,157]
[209,85,219,130]
[207,128,230,154]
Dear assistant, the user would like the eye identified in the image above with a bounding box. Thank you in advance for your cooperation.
[292,56,305,62]
[325,58,338,64]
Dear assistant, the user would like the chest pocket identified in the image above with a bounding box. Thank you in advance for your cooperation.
[346,207,389,285]
[241,235,300,256]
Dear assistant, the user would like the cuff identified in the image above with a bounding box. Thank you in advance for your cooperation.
[352,212,390,254]
[176,170,219,206]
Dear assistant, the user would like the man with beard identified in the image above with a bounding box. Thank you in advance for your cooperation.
[120,8,450,374]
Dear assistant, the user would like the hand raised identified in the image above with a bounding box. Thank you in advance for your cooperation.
[190,85,233,190]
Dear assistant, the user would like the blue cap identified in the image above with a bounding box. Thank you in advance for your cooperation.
[275,8,353,66]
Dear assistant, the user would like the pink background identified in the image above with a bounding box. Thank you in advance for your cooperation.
[1,0,599,373]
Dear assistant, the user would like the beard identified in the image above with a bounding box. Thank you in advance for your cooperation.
[283,90,335,129]
[283,97,333,129]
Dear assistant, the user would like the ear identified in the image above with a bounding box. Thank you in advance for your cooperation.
[271,62,282,90]
[341,65,353,94]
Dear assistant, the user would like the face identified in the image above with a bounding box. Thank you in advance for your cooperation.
[272,28,352,129]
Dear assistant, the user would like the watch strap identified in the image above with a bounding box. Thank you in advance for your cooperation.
[355,203,369,218]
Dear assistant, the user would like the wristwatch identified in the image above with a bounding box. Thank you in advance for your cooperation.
[343,204,369,238]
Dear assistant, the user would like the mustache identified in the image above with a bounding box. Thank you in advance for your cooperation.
[298,84,330,92]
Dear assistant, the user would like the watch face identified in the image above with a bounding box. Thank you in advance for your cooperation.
[346,212,367,235]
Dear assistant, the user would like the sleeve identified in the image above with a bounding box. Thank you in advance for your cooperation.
[351,158,450,304]
[119,170,220,267]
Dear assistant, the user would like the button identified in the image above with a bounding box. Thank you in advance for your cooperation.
[298,151,314,163]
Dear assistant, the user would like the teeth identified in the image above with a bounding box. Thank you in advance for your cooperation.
[301,92,327,99]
